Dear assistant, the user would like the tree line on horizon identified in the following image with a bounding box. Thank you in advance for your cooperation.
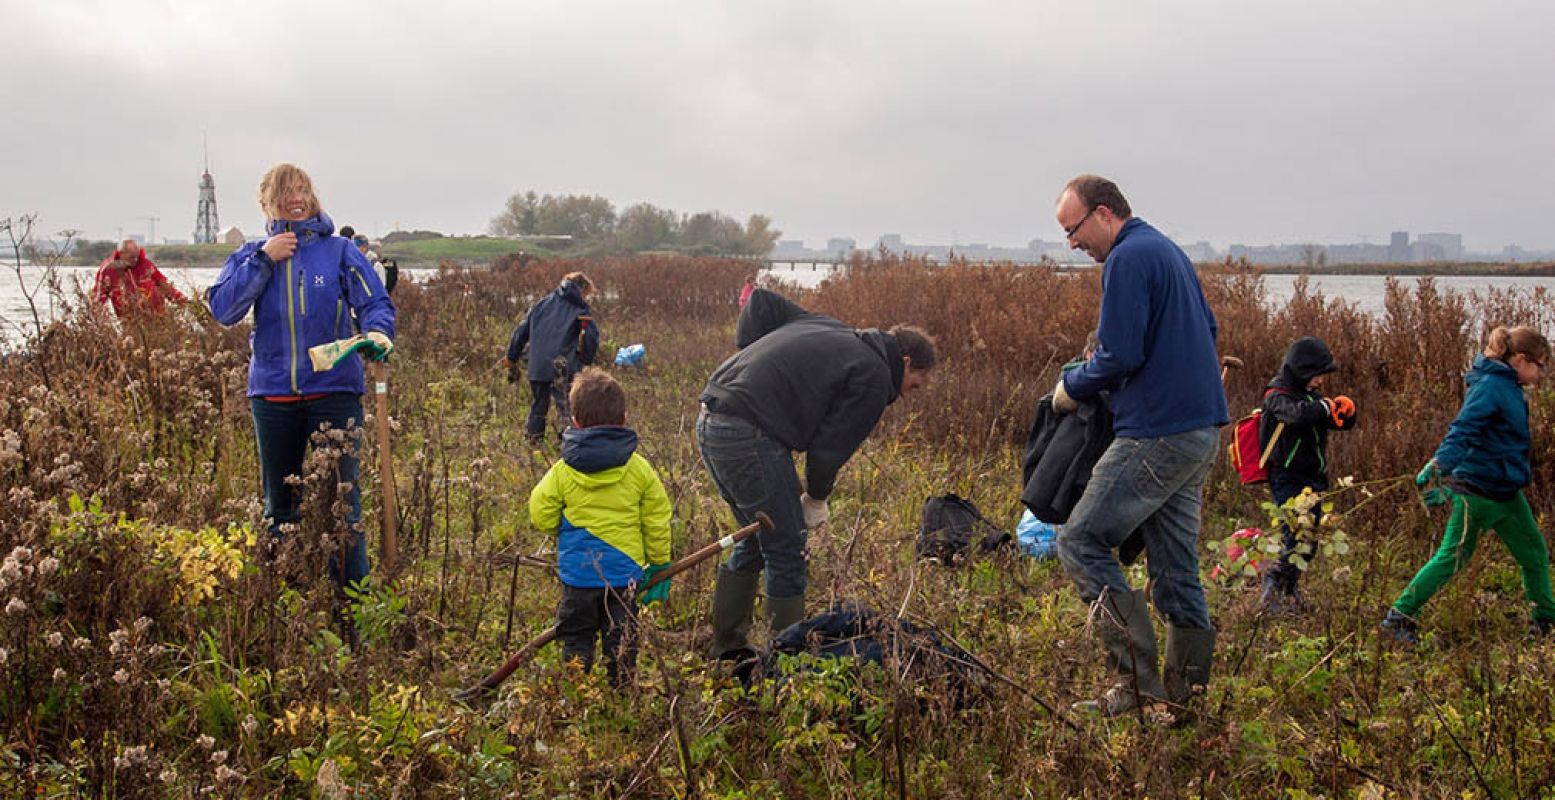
[488,190,781,257]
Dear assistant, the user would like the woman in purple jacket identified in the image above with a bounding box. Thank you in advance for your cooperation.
[209,164,396,596]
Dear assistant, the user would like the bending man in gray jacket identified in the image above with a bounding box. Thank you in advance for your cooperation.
[699,288,937,660]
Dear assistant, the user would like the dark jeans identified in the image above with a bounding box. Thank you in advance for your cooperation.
[250,393,369,590]
[525,356,574,437]
[1268,468,1326,586]
[1056,427,1219,630]
[696,408,809,599]
[556,584,639,684]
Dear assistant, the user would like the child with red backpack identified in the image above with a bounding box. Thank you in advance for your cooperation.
[1257,336,1357,614]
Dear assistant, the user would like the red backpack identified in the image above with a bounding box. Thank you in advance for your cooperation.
[1228,388,1288,485]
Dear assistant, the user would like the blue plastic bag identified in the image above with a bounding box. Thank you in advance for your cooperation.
[1016,508,1059,560]
[614,343,646,367]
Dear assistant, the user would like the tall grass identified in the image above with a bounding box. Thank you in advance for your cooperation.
[2,255,1554,796]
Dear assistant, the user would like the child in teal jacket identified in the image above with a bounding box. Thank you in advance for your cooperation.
[1382,326,1555,644]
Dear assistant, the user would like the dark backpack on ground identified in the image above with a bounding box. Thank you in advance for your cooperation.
[915,493,1011,564]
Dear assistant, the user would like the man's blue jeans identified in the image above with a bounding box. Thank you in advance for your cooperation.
[1056,427,1219,630]
[251,393,369,590]
[696,409,808,599]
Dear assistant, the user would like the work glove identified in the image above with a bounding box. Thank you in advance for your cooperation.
[800,493,830,528]
[1051,378,1078,414]
[638,563,672,606]
[1329,395,1356,427]
[1421,486,1454,509]
[1415,459,1453,508]
[363,331,394,362]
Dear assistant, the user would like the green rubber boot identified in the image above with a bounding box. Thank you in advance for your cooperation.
[765,594,806,639]
[1073,588,1166,717]
[708,565,760,661]
[1163,625,1216,709]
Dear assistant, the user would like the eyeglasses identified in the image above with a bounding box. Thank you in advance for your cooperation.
[1063,207,1097,239]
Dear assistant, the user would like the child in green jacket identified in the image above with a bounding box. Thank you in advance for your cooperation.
[530,368,673,684]
[1382,326,1555,644]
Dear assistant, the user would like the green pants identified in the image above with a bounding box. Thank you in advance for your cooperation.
[1393,491,1555,622]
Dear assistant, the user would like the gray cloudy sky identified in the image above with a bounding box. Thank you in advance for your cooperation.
[5,0,1554,252]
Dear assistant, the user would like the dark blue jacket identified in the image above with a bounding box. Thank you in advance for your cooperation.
[506,280,599,382]
[1434,355,1531,498]
[1062,218,1229,438]
[209,213,395,397]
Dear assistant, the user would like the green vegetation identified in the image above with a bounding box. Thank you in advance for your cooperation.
[380,236,555,267]
[490,189,781,256]
[2,256,1555,796]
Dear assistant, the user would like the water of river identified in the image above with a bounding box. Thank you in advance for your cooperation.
[760,263,1555,316]
[0,264,435,344]
[4,262,1552,343]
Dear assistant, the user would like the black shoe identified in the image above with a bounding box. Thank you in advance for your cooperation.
[1532,618,1554,638]
[1380,609,1419,646]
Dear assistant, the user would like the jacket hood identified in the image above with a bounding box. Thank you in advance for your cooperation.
[1467,353,1517,387]
[1275,336,1337,388]
[561,425,638,475]
[859,328,905,400]
[266,213,336,243]
[556,279,587,306]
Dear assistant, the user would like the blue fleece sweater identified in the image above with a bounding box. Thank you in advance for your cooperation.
[1062,218,1229,438]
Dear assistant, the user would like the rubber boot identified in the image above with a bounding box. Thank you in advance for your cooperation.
[1163,625,1216,708]
[1073,588,1166,716]
[765,594,806,639]
[708,565,760,661]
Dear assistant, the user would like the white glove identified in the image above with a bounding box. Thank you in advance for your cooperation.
[800,493,829,528]
[364,331,394,362]
[1052,379,1078,414]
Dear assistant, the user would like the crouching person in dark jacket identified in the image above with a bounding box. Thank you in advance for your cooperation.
[699,288,937,660]
[501,272,600,441]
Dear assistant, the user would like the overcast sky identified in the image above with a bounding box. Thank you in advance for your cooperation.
[4,1,1554,252]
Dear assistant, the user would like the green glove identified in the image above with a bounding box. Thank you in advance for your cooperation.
[1421,486,1454,509]
[638,563,671,606]
[1415,460,1438,487]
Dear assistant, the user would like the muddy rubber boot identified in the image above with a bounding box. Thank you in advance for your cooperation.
[708,565,760,661]
[1073,588,1166,717]
[765,594,806,639]
[1163,625,1216,712]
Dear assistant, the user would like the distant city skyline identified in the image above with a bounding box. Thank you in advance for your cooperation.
[771,228,1555,266]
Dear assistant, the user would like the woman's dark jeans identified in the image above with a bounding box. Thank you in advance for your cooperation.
[251,393,369,590]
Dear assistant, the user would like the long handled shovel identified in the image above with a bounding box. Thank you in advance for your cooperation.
[457,511,774,701]
[308,337,399,575]
[371,361,399,575]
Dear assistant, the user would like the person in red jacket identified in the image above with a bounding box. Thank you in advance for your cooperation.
[92,239,187,318]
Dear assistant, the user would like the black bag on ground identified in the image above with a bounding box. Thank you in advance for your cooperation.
[915,493,1011,563]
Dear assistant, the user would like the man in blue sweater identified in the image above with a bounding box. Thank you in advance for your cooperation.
[1050,175,1229,717]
